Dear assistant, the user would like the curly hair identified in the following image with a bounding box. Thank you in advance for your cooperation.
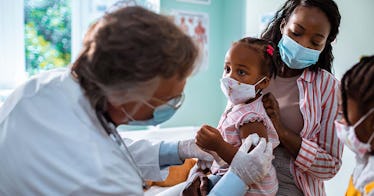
[261,0,341,73]
[234,37,281,79]
[340,55,374,124]
[71,6,198,111]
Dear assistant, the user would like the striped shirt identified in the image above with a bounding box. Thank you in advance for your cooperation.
[280,69,343,196]
[212,96,279,195]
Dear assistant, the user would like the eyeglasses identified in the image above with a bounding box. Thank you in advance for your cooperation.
[144,93,185,110]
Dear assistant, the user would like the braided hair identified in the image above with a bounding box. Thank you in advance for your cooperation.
[234,37,281,78]
[340,55,374,124]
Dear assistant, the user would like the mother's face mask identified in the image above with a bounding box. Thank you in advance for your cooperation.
[122,93,184,126]
[278,34,321,69]
[335,108,374,158]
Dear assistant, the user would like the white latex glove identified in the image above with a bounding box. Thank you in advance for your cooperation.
[229,133,273,185]
[178,139,214,170]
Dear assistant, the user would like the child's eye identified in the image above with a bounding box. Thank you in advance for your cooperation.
[237,69,246,76]
[336,111,344,121]
[224,65,231,73]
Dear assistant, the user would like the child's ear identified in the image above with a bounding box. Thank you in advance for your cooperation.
[258,77,270,90]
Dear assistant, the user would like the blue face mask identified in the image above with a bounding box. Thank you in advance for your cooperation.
[278,34,321,69]
[122,94,184,126]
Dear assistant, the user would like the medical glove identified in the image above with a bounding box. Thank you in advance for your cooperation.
[178,139,214,169]
[229,133,273,185]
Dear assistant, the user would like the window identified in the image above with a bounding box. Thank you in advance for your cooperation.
[0,0,159,105]
[24,0,72,75]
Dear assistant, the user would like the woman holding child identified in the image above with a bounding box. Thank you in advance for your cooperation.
[261,0,343,195]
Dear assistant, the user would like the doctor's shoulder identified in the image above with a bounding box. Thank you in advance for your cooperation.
[0,68,67,122]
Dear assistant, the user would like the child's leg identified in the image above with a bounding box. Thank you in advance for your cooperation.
[207,174,222,192]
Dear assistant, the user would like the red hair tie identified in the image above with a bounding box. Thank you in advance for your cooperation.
[266,44,274,56]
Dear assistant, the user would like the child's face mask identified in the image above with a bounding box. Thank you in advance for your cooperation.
[335,108,374,158]
[220,77,266,105]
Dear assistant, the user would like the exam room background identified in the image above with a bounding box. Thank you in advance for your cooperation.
[0,0,374,195]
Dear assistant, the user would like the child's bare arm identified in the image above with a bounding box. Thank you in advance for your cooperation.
[195,125,238,164]
[239,121,268,141]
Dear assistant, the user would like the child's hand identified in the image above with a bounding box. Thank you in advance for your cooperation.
[195,125,225,152]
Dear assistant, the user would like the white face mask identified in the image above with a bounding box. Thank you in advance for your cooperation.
[220,77,266,105]
[335,108,374,158]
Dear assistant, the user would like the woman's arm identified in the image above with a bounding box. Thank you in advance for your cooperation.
[292,76,343,179]
[262,74,343,180]
[262,93,302,158]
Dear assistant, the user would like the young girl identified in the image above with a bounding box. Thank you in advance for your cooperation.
[335,55,374,195]
[193,37,280,195]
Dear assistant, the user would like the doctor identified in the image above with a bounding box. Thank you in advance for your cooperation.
[0,6,273,195]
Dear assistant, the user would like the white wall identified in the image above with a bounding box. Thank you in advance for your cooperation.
[245,0,374,195]
[0,0,27,89]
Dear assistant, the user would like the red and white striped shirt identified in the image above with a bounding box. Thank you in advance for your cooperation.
[286,69,343,195]
[212,97,279,195]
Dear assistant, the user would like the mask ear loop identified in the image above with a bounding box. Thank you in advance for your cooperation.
[353,108,374,128]
[254,76,267,95]
[121,101,147,122]
[363,108,374,150]
[366,131,374,152]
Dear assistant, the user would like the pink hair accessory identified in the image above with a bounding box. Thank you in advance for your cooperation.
[266,44,274,56]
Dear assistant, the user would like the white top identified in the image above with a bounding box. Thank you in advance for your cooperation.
[0,69,167,195]
[352,155,374,194]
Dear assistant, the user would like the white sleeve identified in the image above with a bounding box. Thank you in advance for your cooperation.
[124,138,168,181]
[124,139,183,182]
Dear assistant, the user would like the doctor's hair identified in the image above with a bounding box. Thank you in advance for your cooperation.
[235,37,279,78]
[261,0,341,73]
[71,6,198,111]
[340,55,374,124]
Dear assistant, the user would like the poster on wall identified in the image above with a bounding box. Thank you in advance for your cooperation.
[72,0,160,60]
[176,0,210,5]
[89,0,160,20]
[172,10,209,70]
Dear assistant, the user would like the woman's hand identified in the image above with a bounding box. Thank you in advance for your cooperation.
[262,93,283,134]
[195,125,225,152]
[262,93,302,158]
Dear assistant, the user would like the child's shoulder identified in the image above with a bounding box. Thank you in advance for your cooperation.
[232,97,264,114]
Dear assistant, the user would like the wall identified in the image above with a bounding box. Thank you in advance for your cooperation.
[159,0,246,128]
[245,0,374,195]
[0,0,27,89]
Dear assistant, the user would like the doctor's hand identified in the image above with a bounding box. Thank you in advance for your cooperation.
[229,133,273,185]
[178,139,214,170]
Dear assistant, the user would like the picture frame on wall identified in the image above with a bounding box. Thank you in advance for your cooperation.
[176,0,211,5]
[172,10,209,70]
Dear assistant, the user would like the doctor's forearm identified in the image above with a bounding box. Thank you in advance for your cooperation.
[159,141,183,166]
